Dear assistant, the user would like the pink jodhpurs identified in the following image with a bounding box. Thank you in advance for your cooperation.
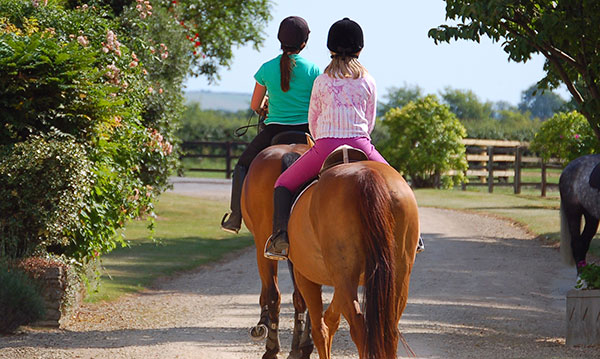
[274,136,389,192]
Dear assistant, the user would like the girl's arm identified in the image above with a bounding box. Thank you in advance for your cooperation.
[366,81,377,134]
[250,82,268,116]
[308,79,322,135]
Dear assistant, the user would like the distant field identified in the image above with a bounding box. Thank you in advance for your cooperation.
[185,90,251,112]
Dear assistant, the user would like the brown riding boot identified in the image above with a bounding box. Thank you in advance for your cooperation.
[264,186,293,260]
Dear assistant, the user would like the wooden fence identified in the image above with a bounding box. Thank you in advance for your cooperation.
[457,139,562,196]
[180,139,563,195]
[180,141,247,178]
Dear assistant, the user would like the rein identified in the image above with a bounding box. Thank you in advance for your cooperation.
[235,112,266,137]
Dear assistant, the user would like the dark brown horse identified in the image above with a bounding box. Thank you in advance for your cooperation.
[287,161,420,359]
[241,143,313,359]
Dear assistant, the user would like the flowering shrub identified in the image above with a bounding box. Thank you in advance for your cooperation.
[530,111,600,164]
[380,95,468,188]
[0,133,91,259]
[0,0,173,263]
[0,0,270,277]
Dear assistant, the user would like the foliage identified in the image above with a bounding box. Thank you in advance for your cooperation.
[0,0,270,266]
[518,84,567,120]
[530,111,599,163]
[178,103,255,142]
[380,95,468,188]
[466,109,541,141]
[378,84,424,116]
[0,134,92,259]
[439,87,494,122]
[0,263,45,333]
[429,0,600,140]
[577,264,600,289]
[379,85,543,141]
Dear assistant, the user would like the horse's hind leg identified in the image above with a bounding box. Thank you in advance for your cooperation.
[294,270,329,359]
[287,261,313,359]
[576,211,600,269]
[564,205,584,269]
[335,284,367,359]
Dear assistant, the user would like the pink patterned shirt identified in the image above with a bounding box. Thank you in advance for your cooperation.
[308,73,377,140]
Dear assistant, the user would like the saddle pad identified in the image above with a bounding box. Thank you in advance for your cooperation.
[290,179,318,215]
[589,162,600,190]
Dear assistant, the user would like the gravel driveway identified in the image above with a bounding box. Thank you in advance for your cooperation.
[1,178,599,358]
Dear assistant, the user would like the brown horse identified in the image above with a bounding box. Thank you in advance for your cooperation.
[288,161,420,359]
[241,143,313,359]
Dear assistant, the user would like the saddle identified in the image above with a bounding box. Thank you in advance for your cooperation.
[271,131,313,146]
[319,145,369,174]
[288,145,369,213]
[590,162,600,190]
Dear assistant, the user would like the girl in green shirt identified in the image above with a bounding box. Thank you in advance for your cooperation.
[221,16,321,233]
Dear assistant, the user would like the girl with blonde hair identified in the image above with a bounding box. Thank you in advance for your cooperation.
[265,18,388,260]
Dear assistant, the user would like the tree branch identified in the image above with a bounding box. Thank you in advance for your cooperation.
[498,21,585,107]
[507,14,585,73]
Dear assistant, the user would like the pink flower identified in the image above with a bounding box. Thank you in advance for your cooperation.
[574,134,581,139]
[161,51,168,59]
[148,87,154,93]
[130,61,138,68]
[77,35,89,47]
[158,88,163,94]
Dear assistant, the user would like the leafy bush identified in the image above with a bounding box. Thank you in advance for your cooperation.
[0,263,45,334]
[0,134,91,259]
[577,264,600,289]
[380,95,468,188]
[0,0,270,269]
[0,1,173,263]
[178,103,255,142]
[530,111,600,164]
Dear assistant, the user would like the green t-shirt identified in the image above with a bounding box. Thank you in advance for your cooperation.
[254,54,321,125]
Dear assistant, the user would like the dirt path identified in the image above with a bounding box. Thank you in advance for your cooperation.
[1,179,599,358]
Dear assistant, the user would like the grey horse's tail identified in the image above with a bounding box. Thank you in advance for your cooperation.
[560,203,575,266]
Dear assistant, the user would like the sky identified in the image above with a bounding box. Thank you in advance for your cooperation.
[184,0,565,106]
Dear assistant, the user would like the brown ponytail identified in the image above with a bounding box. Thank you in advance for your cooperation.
[280,48,297,92]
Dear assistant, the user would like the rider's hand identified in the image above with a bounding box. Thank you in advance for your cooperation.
[257,97,268,118]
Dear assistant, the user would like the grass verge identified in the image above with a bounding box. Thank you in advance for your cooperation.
[414,187,600,257]
[87,193,252,302]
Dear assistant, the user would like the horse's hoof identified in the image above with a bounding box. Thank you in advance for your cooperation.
[249,324,268,341]
[287,348,309,359]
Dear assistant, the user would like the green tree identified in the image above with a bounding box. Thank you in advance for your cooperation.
[518,84,566,119]
[530,111,599,163]
[429,0,600,139]
[381,95,468,188]
[378,84,424,116]
[439,87,493,122]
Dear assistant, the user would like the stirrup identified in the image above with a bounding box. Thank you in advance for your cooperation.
[264,234,289,261]
[220,213,240,234]
[416,235,425,253]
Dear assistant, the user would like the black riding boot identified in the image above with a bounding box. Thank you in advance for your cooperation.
[264,186,293,260]
[221,164,247,234]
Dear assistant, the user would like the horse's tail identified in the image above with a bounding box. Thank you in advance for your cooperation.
[356,167,398,359]
[560,203,576,266]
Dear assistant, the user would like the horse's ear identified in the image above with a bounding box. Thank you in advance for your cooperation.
[306,134,315,148]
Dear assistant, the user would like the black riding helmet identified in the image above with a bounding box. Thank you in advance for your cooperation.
[327,17,363,56]
[278,16,310,50]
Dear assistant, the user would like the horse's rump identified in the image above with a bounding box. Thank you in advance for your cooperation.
[288,161,419,359]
